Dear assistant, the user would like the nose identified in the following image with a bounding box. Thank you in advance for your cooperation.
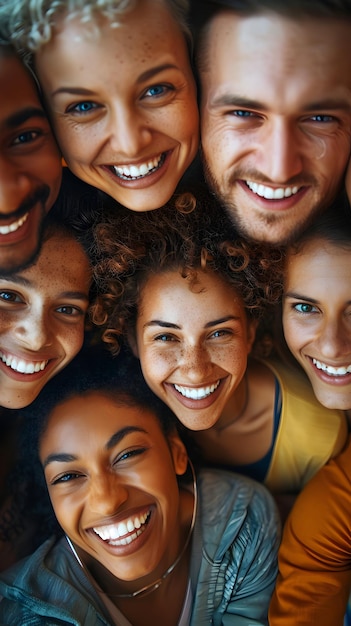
[106,105,153,157]
[14,309,53,352]
[178,343,213,382]
[258,119,303,183]
[88,473,128,516]
[317,319,351,360]
[0,157,33,216]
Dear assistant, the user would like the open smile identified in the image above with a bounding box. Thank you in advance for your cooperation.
[245,180,301,200]
[0,212,29,236]
[110,153,166,181]
[166,378,226,414]
[173,380,220,400]
[312,357,351,378]
[0,350,49,375]
[92,510,151,547]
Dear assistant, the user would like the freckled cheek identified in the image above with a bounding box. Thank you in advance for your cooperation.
[142,349,179,380]
[214,344,249,372]
[0,313,13,334]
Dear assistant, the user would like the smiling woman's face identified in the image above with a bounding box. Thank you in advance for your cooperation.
[283,238,351,410]
[0,231,92,409]
[134,268,256,431]
[39,392,188,587]
[34,0,199,212]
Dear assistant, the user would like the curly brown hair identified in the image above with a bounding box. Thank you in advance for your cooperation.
[90,185,281,354]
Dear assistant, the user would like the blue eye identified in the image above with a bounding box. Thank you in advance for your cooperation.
[68,101,98,114]
[293,303,317,314]
[0,291,22,303]
[211,329,231,338]
[52,472,82,485]
[144,84,173,99]
[147,85,165,96]
[310,114,334,123]
[116,448,146,463]
[232,110,255,117]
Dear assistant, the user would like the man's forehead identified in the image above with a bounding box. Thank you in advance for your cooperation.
[203,10,351,78]
[0,54,45,127]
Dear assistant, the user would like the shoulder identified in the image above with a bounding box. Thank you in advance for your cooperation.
[286,438,351,548]
[0,537,59,587]
[192,470,279,623]
[196,468,280,554]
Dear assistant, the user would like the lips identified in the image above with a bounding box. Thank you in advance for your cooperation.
[165,378,226,415]
[0,212,29,236]
[312,357,351,377]
[0,350,49,375]
[92,510,151,547]
[110,153,166,181]
[245,180,300,200]
[173,380,220,400]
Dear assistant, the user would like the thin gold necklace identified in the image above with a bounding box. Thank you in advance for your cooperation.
[66,461,198,600]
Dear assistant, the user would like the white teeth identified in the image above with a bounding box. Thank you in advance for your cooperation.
[0,212,29,235]
[246,181,299,200]
[0,351,48,375]
[93,511,150,544]
[174,380,220,400]
[113,155,163,180]
[312,358,351,377]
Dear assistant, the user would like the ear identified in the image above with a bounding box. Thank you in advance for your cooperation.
[168,433,189,477]
[246,318,258,354]
[127,328,139,358]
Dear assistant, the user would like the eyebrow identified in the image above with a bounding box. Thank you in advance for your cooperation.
[210,94,351,113]
[4,106,47,129]
[106,426,147,450]
[303,98,351,112]
[43,453,77,469]
[0,275,89,300]
[210,95,268,110]
[0,274,32,287]
[284,291,319,303]
[59,291,89,302]
[136,63,179,84]
[42,426,147,468]
[144,315,240,330]
[52,63,179,97]
[204,315,240,328]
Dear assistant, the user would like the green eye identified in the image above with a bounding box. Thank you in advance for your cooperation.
[294,303,317,314]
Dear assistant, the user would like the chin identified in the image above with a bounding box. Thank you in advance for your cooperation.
[314,389,351,411]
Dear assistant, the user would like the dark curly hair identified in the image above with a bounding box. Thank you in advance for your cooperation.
[89,185,281,354]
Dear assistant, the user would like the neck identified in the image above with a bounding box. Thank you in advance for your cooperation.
[216,373,249,432]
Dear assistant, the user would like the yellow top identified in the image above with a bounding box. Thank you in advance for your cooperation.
[263,358,348,492]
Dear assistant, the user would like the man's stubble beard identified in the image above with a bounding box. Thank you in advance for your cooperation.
[0,185,50,274]
[201,153,325,246]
